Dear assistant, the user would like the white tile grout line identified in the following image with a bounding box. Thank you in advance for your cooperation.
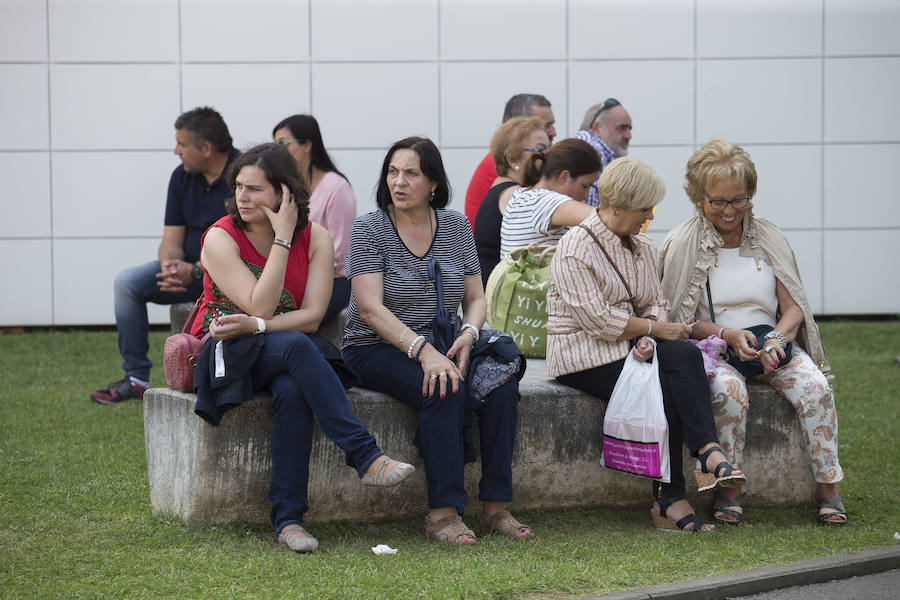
[436,0,442,146]
[693,0,698,151]
[4,54,898,66]
[45,0,54,325]
[820,0,827,313]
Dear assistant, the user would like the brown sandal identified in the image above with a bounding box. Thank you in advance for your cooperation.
[425,513,476,545]
[479,509,533,539]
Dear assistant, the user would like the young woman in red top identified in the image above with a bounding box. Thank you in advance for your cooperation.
[197,143,413,553]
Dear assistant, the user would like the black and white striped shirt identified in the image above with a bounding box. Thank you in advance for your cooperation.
[341,208,480,350]
[499,187,572,258]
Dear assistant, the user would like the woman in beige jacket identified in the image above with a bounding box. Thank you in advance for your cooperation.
[658,139,845,526]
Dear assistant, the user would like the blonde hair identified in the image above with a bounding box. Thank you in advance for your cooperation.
[596,157,665,210]
[489,116,545,176]
[684,139,757,212]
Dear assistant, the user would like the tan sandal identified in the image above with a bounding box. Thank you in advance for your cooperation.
[360,456,415,487]
[277,524,319,553]
[425,513,476,545]
[479,509,533,539]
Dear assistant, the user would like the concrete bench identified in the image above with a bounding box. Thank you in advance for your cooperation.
[143,360,815,526]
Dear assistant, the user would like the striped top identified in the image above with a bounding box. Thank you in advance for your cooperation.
[499,187,572,258]
[341,208,480,350]
[546,210,669,377]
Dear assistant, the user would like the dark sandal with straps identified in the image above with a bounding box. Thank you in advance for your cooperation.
[714,492,744,524]
[694,445,746,492]
[651,498,711,533]
[816,494,848,525]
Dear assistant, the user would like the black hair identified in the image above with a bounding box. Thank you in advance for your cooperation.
[271,114,347,183]
[224,143,310,240]
[174,106,232,153]
[375,137,451,211]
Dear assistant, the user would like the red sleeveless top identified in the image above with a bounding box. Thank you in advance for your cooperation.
[192,216,312,337]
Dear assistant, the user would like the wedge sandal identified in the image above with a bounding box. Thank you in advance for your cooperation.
[714,492,744,524]
[694,445,746,492]
[816,494,848,525]
[650,498,712,533]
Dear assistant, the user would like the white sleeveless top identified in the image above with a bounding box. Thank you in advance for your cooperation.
[696,247,778,329]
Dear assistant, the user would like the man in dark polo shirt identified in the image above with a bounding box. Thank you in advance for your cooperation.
[91,106,239,404]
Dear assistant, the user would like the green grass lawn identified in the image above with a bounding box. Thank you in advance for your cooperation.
[0,322,897,599]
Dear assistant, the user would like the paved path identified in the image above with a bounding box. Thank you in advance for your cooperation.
[586,545,900,600]
[738,568,900,599]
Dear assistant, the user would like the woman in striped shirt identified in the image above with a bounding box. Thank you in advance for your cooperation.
[499,138,601,258]
[547,157,745,533]
[342,137,530,545]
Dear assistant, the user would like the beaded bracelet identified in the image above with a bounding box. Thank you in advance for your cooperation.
[274,237,292,249]
[413,338,427,361]
[407,335,425,358]
[272,240,291,251]
[461,322,479,342]
[399,326,409,347]
[764,329,787,348]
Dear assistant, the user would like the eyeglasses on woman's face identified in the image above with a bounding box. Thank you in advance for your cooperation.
[705,194,750,211]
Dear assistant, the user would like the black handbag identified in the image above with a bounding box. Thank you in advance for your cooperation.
[426,257,459,354]
[706,279,791,377]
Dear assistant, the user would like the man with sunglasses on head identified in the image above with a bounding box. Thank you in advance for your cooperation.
[575,98,633,207]
[90,106,239,405]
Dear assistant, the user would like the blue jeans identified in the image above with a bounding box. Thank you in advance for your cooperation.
[250,330,383,534]
[343,342,519,510]
[114,260,202,380]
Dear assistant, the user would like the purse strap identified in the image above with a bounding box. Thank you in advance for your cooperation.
[181,298,204,334]
[577,224,637,315]
[705,278,717,323]
[428,257,445,309]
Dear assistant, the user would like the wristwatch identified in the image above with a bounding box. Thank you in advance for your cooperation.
[191,263,203,281]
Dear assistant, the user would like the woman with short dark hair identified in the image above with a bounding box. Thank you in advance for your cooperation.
[342,137,531,545]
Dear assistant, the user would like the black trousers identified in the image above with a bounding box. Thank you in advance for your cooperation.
[557,340,719,499]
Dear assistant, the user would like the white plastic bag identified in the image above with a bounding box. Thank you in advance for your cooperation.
[601,341,670,482]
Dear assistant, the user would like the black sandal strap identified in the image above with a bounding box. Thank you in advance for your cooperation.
[674,513,706,532]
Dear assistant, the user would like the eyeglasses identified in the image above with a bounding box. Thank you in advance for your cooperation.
[590,98,620,126]
[277,139,302,147]
[705,195,751,211]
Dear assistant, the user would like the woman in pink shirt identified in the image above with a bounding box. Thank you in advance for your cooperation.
[273,115,357,325]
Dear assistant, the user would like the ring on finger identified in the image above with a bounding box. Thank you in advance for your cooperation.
[430,374,438,380]
[439,371,447,378]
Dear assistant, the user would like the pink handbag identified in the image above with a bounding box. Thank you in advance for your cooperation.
[163,300,211,392]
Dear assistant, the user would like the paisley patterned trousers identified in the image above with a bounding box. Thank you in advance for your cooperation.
[708,346,843,484]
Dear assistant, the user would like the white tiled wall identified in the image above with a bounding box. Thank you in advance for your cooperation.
[1,0,897,325]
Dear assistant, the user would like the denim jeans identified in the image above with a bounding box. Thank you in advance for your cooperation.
[250,330,383,534]
[557,340,718,500]
[343,342,519,510]
[114,260,202,380]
